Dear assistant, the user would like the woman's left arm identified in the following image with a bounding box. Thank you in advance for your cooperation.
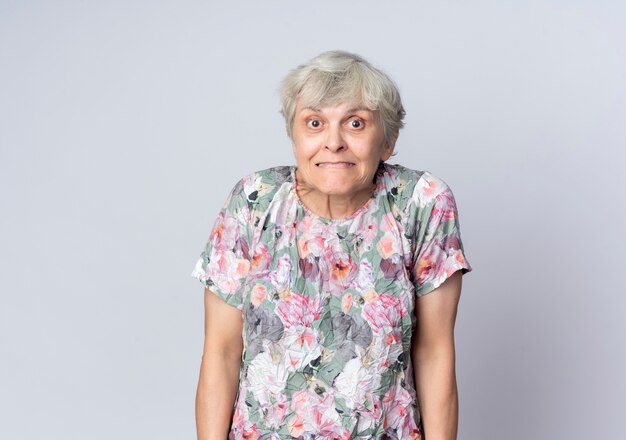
[411,270,463,440]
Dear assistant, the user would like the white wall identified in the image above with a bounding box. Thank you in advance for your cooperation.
[1,1,624,438]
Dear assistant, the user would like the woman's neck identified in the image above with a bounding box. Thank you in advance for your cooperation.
[294,168,377,220]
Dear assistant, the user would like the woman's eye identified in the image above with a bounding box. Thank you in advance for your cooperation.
[350,119,363,128]
[307,119,321,128]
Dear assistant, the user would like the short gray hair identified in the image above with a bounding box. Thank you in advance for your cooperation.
[279,50,406,145]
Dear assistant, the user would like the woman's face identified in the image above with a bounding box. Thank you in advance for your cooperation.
[291,100,395,198]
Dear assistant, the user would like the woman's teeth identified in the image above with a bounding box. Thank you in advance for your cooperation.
[316,162,355,168]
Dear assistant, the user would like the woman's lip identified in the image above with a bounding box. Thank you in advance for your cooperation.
[315,162,355,168]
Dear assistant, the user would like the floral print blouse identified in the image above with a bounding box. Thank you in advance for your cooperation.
[191,162,473,439]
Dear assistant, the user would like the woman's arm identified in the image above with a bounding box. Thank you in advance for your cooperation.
[411,270,463,440]
[196,288,244,440]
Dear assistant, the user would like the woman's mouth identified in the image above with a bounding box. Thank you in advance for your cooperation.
[315,162,355,168]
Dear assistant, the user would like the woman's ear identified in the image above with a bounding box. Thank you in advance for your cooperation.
[382,136,397,161]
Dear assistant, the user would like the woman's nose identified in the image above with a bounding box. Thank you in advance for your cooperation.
[325,125,346,152]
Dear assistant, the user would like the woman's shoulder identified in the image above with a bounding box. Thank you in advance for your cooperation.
[239,164,293,192]
[382,163,452,207]
[229,165,293,210]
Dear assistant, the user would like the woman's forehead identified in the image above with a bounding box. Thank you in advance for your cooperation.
[295,98,374,115]
[296,81,372,108]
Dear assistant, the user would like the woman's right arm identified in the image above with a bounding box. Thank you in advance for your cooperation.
[196,288,244,440]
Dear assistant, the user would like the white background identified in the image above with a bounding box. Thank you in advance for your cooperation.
[1,1,624,438]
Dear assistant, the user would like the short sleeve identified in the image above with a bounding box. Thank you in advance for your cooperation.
[190,178,252,310]
[408,176,473,298]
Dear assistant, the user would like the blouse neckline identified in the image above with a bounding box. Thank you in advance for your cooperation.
[289,163,386,224]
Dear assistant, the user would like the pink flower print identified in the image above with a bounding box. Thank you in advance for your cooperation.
[296,214,317,233]
[241,424,261,440]
[434,186,458,218]
[363,294,403,333]
[283,326,321,369]
[231,401,247,434]
[213,207,251,255]
[380,212,397,233]
[364,326,403,371]
[297,233,326,259]
[291,327,316,349]
[209,211,226,243]
[363,293,407,370]
[251,243,271,273]
[415,244,446,286]
[269,254,292,290]
[341,293,352,313]
[297,217,331,258]
[328,427,352,439]
[452,248,469,268]
[377,329,404,369]
[231,397,261,440]
[250,284,267,307]
[382,385,422,438]
[417,248,468,291]
[291,389,341,435]
[291,388,309,409]
[261,395,289,429]
[311,397,343,435]
[325,251,356,296]
[353,259,374,292]
[287,415,304,438]
[210,211,237,251]
[288,414,305,437]
[377,233,399,259]
[355,395,383,432]
[208,251,250,294]
[330,257,353,283]
[415,175,442,204]
[360,214,378,249]
[276,292,322,328]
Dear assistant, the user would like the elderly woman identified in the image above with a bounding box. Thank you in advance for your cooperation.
[191,50,473,439]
